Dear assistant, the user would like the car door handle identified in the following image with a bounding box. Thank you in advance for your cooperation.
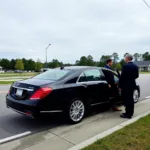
[81,84,88,88]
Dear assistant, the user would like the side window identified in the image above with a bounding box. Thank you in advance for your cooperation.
[66,77,78,84]
[78,73,87,82]
[84,69,102,82]
[114,74,119,83]
[102,69,119,83]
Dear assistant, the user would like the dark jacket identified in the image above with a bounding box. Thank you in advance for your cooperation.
[105,65,111,70]
[119,62,139,89]
[104,65,114,85]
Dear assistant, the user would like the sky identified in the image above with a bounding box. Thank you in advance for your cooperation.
[0,0,150,63]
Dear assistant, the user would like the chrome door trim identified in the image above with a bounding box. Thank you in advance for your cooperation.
[77,80,107,85]
[90,101,109,106]
[40,110,63,113]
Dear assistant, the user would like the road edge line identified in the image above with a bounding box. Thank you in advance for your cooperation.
[68,110,150,150]
[0,131,31,144]
[145,96,150,99]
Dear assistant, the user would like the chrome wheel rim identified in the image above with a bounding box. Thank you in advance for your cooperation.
[69,100,85,122]
[133,90,139,103]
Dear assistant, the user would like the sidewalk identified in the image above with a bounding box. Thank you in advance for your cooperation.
[0,99,150,150]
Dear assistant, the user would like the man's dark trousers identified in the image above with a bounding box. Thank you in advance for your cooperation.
[122,89,134,117]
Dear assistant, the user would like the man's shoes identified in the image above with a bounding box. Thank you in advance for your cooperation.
[112,106,122,111]
[120,113,132,119]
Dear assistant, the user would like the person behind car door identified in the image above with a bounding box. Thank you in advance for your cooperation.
[104,59,121,111]
[119,54,139,119]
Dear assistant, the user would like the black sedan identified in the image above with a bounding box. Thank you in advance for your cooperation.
[6,66,140,123]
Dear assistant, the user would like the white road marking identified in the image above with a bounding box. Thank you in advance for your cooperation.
[145,96,150,99]
[0,131,31,144]
[0,91,8,94]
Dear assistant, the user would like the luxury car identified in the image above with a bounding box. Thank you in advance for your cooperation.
[6,66,140,123]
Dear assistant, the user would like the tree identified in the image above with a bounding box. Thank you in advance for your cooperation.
[22,58,28,70]
[120,59,125,68]
[27,59,36,70]
[48,59,61,68]
[0,59,10,70]
[116,63,122,70]
[87,55,95,66]
[98,55,111,67]
[100,55,111,62]
[124,53,129,57]
[111,52,119,63]
[63,63,72,66]
[15,59,24,70]
[78,56,88,66]
[35,59,43,71]
[10,59,16,70]
[111,52,119,69]
[138,54,143,61]
[142,52,150,61]
[133,53,140,61]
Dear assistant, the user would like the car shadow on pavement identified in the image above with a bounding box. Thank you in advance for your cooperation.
[0,103,111,140]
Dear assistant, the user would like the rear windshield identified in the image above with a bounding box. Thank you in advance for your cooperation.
[34,70,70,81]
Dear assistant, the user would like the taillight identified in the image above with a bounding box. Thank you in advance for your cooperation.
[30,87,53,100]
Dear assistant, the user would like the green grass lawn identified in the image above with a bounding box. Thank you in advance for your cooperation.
[0,81,15,84]
[0,72,38,77]
[82,114,150,150]
[140,72,150,74]
[0,72,39,84]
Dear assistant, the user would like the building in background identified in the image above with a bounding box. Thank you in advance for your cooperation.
[0,66,4,73]
[134,61,150,72]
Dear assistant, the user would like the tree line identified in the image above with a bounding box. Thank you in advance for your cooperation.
[0,52,150,71]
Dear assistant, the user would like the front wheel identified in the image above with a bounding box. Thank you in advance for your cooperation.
[67,99,85,124]
[133,89,139,103]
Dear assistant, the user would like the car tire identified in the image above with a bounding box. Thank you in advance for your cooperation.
[66,98,85,124]
[133,89,139,103]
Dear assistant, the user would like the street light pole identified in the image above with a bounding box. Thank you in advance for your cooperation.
[45,44,51,70]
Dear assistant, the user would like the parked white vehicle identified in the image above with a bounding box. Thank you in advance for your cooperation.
[0,66,4,73]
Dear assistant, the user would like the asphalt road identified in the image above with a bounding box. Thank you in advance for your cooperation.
[0,74,150,141]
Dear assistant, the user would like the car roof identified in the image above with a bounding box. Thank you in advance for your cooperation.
[56,66,99,70]
[55,66,117,74]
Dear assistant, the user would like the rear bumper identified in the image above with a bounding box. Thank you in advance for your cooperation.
[6,95,63,117]
[6,94,39,118]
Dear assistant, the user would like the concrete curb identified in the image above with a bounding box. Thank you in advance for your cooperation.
[68,110,150,150]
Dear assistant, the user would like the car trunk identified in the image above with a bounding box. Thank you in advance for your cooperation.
[10,78,55,100]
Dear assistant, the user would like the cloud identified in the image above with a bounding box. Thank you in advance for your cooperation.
[0,0,150,63]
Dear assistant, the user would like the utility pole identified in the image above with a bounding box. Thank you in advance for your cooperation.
[45,44,51,70]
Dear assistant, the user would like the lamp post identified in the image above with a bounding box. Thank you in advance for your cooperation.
[45,44,51,70]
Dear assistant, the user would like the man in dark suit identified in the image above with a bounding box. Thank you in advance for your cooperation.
[104,59,121,111]
[119,54,139,119]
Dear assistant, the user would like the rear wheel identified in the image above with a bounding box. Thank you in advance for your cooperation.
[67,98,85,124]
[133,89,139,103]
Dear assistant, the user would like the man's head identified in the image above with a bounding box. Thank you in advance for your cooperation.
[106,59,113,66]
[124,54,133,63]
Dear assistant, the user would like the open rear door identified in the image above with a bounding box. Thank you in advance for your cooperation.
[115,69,121,79]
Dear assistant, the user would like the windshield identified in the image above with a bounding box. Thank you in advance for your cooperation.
[34,69,70,81]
